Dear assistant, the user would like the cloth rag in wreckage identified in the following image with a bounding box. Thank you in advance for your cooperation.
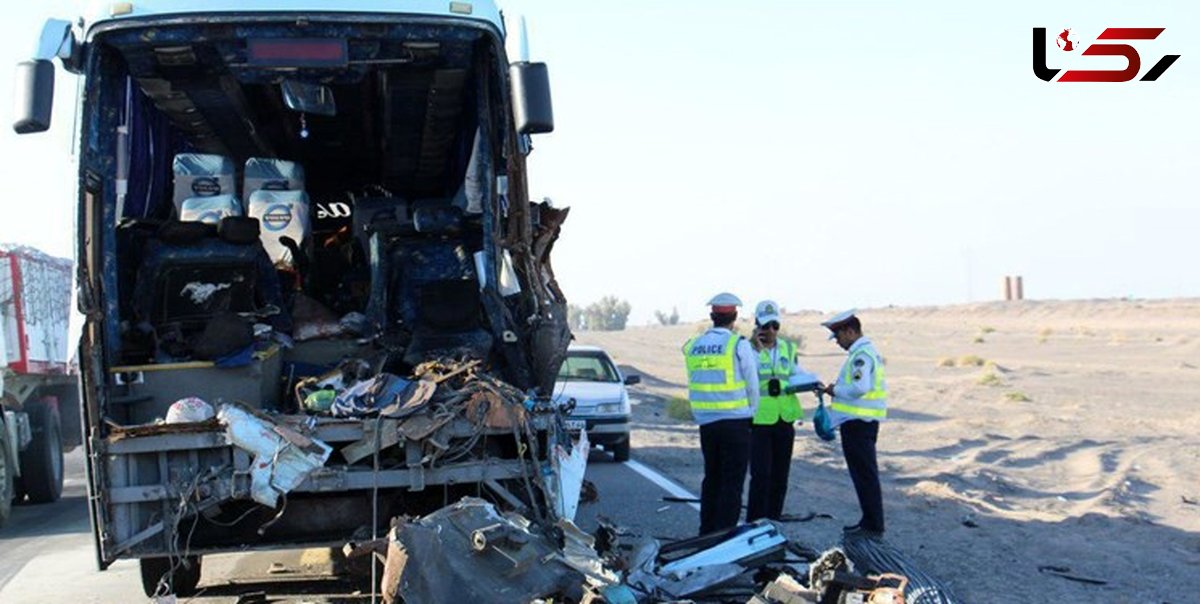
[217,403,332,507]
[330,372,412,417]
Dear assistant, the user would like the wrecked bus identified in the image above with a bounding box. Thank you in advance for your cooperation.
[14,0,572,596]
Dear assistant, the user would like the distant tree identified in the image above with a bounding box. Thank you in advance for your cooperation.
[654,306,680,326]
[567,303,586,331]
[583,296,632,331]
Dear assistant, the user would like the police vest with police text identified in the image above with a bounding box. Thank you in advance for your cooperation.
[683,333,750,412]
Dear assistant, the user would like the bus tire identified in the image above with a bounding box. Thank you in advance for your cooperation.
[140,556,202,597]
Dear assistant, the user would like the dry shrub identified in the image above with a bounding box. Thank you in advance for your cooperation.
[1005,391,1032,402]
[958,355,986,367]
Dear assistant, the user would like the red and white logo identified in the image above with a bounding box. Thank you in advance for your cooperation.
[1033,27,1180,82]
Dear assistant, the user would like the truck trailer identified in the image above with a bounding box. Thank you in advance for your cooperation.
[0,246,81,526]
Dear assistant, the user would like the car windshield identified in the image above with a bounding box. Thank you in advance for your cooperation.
[557,352,620,382]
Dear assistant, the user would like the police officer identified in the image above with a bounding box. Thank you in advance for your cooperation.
[682,292,759,534]
[820,309,888,536]
[747,300,808,522]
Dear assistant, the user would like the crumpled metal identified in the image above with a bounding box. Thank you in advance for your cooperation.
[381,498,594,604]
[217,403,332,507]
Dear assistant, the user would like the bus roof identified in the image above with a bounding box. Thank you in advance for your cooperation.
[82,0,505,35]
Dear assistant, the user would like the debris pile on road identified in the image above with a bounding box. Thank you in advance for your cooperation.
[379,497,623,604]
[373,494,956,604]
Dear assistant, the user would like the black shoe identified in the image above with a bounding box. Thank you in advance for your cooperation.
[843,524,884,538]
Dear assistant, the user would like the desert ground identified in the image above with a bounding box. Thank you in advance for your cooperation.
[578,298,1200,603]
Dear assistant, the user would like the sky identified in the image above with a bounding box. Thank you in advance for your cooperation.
[1,1,1196,326]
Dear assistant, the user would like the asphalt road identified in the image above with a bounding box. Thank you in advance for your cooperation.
[0,444,699,602]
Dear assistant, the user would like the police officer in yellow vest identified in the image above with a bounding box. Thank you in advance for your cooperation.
[747,300,810,521]
[683,292,759,534]
[820,309,888,536]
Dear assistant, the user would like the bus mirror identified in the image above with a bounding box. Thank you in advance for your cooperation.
[13,59,55,134]
[510,62,553,134]
[281,80,337,117]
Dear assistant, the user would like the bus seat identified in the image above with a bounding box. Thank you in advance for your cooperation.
[172,153,236,215]
[248,190,311,269]
[244,158,306,201]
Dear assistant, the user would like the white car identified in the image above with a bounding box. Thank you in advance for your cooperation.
[552,345,639,462]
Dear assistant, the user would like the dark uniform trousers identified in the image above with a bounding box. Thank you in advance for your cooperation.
[747,420,795,521]
[698,418,751,534]
[839,419,884,532]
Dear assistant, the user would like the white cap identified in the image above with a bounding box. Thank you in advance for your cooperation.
[755,300,781,325]
[820,308,858,339]
[707,292,743,311]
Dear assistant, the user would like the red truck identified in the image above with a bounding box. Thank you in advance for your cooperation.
[0,245,80,527]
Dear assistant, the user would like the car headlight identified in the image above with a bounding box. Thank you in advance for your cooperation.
[594,403,625,415]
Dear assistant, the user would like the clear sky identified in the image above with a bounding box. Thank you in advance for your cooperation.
[1,1,1196,326]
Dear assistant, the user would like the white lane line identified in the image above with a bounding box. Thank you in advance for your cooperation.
[623,459,700,511]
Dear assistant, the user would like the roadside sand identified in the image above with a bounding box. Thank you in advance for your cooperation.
[578,299,1200,603]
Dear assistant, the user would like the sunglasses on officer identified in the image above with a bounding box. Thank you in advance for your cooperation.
[757,321,780,331]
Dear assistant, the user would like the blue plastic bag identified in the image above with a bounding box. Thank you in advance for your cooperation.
[812,396,837,442]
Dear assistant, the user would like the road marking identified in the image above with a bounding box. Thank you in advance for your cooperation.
[622,459,700,511]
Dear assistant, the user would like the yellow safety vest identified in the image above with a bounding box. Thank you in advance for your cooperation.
[830,346,888,420]
[684,333,750,411]
[753,339,802,425]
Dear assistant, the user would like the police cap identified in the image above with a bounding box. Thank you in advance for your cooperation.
[820,308,858,339]
[707,292,743,314]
